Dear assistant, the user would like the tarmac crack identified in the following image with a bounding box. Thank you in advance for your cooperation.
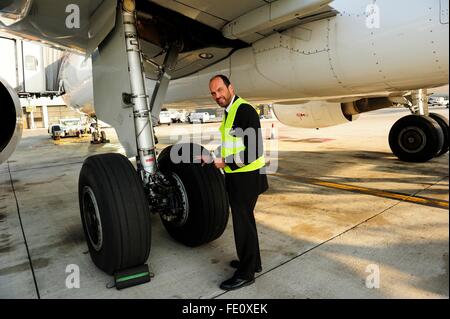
[6,161,41,299]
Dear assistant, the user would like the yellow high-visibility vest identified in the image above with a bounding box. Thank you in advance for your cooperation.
[219,97,265,173]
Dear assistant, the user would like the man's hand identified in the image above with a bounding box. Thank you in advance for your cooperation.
[213,157,226,169]
[195,155,226,169]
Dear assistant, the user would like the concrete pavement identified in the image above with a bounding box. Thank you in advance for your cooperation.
[0,107,448,298]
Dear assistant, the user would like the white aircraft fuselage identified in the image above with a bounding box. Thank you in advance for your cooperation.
[60,0,448,115]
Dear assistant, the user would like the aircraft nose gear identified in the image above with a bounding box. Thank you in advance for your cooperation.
[90,117,109,144]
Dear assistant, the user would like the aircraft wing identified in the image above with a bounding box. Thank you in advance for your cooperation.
[151,0,335,42]
[139,0,336,79]
[0,0,336,80]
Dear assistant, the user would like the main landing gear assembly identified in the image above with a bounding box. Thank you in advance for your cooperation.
[389,89,449,162]
[78,1,229,288]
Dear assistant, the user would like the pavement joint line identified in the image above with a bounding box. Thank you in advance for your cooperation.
[7,161,41,299]
[6,160,86,174]
[272,173,449,210]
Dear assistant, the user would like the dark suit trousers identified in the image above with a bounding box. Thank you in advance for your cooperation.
[228,191,262,280]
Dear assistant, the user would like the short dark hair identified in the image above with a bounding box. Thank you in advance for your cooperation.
[210,74,231,87]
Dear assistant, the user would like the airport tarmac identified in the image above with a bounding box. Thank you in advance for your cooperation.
[0,107,448,299]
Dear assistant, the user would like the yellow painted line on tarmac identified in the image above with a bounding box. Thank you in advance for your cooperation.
[274,173,449,210]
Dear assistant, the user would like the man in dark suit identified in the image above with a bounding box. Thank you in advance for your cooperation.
[204,74,269,291]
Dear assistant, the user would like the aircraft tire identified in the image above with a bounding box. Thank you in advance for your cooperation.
[92,131,99,142]
[100,130,107,142]
[429,113,449,156]
[389,115,444,162]
[157,143,229,247]
[78,153,151,275]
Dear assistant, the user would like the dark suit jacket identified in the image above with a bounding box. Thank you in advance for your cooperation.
[221,96,269,201]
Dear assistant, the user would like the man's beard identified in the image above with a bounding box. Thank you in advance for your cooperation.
[217,97,229,107]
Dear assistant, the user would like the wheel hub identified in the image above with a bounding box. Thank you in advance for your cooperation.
[167,172,189,226]
[156,172,189,227]
[82,186,103,251]
[398,126,427,153]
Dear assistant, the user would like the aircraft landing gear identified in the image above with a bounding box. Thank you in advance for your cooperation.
[389,115,444,162]
[90,117,109,144]
[78,0,229,284]
[389,89,448,162]
[428,113,449,156]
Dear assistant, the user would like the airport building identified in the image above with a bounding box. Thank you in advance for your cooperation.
[0,36,84,129]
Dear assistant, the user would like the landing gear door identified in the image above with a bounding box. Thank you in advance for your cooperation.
[92,8,137,157]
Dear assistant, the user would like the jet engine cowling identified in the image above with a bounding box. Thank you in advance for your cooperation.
[0,77,22,164]
[272,97,394,129]
[272,101,359,129]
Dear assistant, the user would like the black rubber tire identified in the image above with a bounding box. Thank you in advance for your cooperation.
[389,115,444,162]
[429,113,449,156]
[157,143,229,247]
[78,153,151,275]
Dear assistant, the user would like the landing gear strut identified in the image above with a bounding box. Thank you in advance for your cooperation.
[389,89,448,162]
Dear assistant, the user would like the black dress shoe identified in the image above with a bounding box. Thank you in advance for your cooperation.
[229,260,262,273]
[220,276,255,291]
